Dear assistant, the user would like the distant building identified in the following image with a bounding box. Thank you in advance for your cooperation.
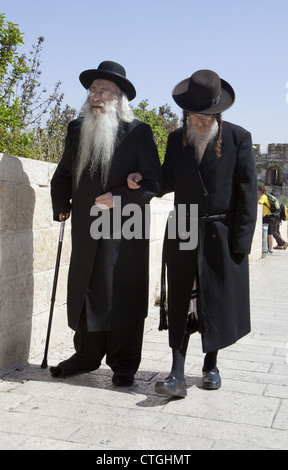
[254,143,288,199]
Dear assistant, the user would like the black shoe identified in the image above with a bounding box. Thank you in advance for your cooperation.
[202,367,221,390]
[50,365,65,377]
[50,354,98,378]
[155,376,187,398]
[112,370,134,387]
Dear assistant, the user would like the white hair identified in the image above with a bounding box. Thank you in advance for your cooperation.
[187,119,218,163]
[117,89,135,123]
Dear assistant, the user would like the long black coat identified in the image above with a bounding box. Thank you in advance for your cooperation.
[51,118,162,332]
[161,121,258,353]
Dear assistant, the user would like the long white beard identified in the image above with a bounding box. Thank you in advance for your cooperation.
[187,119,218,164]
[76,100,120,188]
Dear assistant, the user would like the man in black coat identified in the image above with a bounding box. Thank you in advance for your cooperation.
[128,69,258,397]
[49,61,162,386]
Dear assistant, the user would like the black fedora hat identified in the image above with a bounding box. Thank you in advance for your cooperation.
[79,61,136,101]
[172,69,235,114]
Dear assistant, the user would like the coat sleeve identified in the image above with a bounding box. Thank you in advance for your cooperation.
[111,123,162,206]
[231,131,258,254]
[50,121,74,221]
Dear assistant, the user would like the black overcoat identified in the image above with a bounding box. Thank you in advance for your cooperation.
[161,121,258,353]
[51,118,162,332]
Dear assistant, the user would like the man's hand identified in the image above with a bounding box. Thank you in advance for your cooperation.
[95,192,114,209]
[127,172,143,189]
[59,212,70,221]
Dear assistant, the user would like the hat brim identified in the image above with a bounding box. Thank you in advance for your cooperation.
[79,69,136,101]
[172,77,235,114]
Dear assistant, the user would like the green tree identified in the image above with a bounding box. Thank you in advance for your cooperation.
[35,103,77,162]
[132,100,179,163]
[0,14,76,161]
[0,13,29,145]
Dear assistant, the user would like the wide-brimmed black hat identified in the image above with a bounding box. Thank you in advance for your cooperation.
[79,61,136,101]
[172,69,235,114]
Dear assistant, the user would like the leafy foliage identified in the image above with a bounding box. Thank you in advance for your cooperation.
[0,14,28,131]
[132,99,179,163]
[0,14,77,161]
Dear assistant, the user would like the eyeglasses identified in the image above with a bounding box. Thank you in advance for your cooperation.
[89,87,114,99]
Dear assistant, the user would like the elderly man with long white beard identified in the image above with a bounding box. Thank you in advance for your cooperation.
[50,61,162,386]
[128,69,258,397]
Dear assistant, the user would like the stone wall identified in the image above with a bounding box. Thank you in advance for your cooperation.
[250,204,263,262]
[0,154,72,372]
[0,154,266,372]
[254,143,288,199]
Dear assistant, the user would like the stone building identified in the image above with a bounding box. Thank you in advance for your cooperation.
[254,143,288,199]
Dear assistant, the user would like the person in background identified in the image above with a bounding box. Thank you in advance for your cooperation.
[128,69,257,397]
[50,61,162,386]
[258,185,275,253]
[272,213,288,250]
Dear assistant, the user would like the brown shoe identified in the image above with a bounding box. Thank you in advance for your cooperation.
[283,242,288,250]
[273,245,282,250]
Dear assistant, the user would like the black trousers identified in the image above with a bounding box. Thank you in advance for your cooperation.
[73,311,145,375]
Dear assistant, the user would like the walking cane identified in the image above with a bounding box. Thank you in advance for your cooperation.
[41,215,66,369]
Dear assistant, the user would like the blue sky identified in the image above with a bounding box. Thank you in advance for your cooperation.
[2,0,288,152]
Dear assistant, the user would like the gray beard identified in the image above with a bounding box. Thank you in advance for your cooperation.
[187,120,218,163]
[76,100,120,188]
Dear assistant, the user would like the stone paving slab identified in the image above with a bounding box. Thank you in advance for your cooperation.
[0,250,288,451]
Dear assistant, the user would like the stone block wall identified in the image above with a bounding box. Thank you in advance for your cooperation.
[255,142,288,199]
[249,204,263,262]
[0,154,266,373]
[148,194,173,306]
[0,154,72,372]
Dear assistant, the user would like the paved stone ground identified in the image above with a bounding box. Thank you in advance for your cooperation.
[0,250,288,451]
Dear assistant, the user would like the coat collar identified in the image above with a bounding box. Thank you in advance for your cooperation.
[184,138,217,176]
[117,119,139,144]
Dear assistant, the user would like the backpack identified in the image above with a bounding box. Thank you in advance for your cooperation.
[279,203,288,221]
[264,193,281,215]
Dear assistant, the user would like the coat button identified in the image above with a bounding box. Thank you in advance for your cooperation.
[212,234,217,239]
[203,192,208,197]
